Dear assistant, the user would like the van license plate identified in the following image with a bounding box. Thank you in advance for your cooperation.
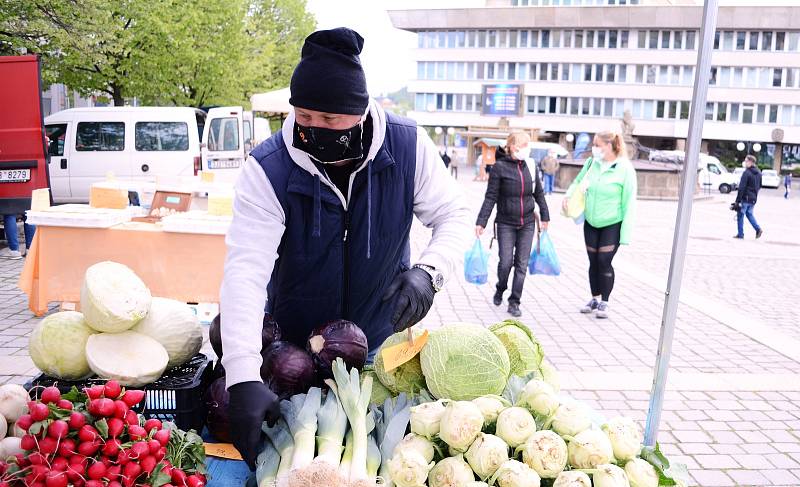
[208,159,240,169]
[0,169,31,183]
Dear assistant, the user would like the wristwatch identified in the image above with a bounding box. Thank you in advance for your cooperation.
[413,264,444,292]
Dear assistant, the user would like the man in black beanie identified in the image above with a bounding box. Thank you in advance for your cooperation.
[220,27,470,467]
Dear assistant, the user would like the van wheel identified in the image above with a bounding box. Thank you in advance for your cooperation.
[719,184,731,194]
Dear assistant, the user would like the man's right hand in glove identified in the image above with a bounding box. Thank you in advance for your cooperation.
[228,381,280,469]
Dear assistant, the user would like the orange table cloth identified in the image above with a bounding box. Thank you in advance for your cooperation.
[18,223,226,316]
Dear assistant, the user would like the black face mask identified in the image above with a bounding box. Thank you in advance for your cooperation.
[292,121,364,164]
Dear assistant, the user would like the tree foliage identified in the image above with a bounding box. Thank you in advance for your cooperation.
[0,0,315,106]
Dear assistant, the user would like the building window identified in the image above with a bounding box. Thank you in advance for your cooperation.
[722,31,734,50]
[684,66,695,85]
[709,67,717,85]
[637,30,646,49]
[647,66,656,84]
[538,63,547,80]
[755,104,765,123]
[649,30,658,49]
[679,101,689,120]
[742,104,753,123]
[713,31,720,49]
[487,62,495,80]
[598,30,606,48]
[594,64,603,81]
[572,64,582,81]
[520,30,528,47]
[606,64,615,82]
[509,30,518,48]
[620,30,629,48]
[788,68,798,88]
[719,67,731,87]
[593,98,602,116]
[457,31,466,48]
[773,68,783,87]
[542,30,550,48]
[705,102,714,121]
[661,31,671,49]
[487,30,497,47]
[788,32,800,51]
[769,105,778,123]
[575,30,584,48]
[586,30,595,48]
[730,103,739,122]
[717,103,727,122]
[748,31,759,50]
[508,63,516,80]
[498,30,507,48]
[686,31,696,50]
[561,63,569,81]
[603,99,613,117]
[775,32,786,51]
[564,30,573,48]
[477,62,485,80]
[584,64,592,82]
[569,98,579,115]
[759,67,771,87]
[552,30,562,48]
[478,30,487,48]
[780,105,793,124]
[635,65,644,83]
[736,31,746,50]
[673,31,684,49]
[467,30,477,47]
[467,63,475,79]
[551,63,559,80]
[745,66,757,87]
[762,31,773,51]
[643,100,654,119]
[447,62,456,79]
[580,97,590,115]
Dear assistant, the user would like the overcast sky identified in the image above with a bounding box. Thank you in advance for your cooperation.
[305,0,800,95]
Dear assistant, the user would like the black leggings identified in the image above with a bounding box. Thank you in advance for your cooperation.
[583,221,622,302]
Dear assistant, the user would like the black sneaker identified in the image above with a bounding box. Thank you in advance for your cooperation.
[733,235,744,239]
[507,303,522,317]
[580,298,599,314]
[756,229,763,239]
[596,301,609,319]
[493,290,503,306]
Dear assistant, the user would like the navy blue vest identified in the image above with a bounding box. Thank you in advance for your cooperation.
[250,113,417,349]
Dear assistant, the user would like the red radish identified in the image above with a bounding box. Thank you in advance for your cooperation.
[186,475,206,487]
[38,437,58,456]
[162,485,176,487]
[153,447,166,462]
[153,429,170,446]
[56,399,73,410]
[20,434,37,451]
[51,457,68,472]
[45,470,68,487]
[113,400,128,419]
[130,441,149,459]
[128,425,147,441]
[107,482,122,487]
[14,453,30,467]
[28,452,47,465]
[69,455,87,467]
[124,410,139,427]
[143,419,162,433]
[102,439,121,457]
[116,449,130,465]
[58,438,77,457]
[77,439,101,457]
[41,387,61,404]
[104,381,122,400]
[107,417,125,438]
[90,398,115,417]
[170,469,187,486]
[139,455,156,475]
[47,420,69,440]
[68,412,86,430]
[85,481,104,487]
[160,464,173,477]
[121,390,145,408]
[87,462,107,481]
[30,402,50,422]
[78,425,99,442]
[122,462,141,482]
[147,439,161,455]
[31,464,50,481]
[84,385,104,400]
[16,414,33,431]
[107,465,122,481]
[101,456,112,467]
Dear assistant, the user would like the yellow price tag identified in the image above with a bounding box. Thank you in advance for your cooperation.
[381,329,429,372]
[204,442,243,461]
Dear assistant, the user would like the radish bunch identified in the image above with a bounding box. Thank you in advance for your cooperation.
[0,382,207,487]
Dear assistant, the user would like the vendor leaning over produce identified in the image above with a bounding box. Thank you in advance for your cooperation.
[219,27,471,467]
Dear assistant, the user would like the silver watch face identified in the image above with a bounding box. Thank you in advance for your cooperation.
[433,273,444,290]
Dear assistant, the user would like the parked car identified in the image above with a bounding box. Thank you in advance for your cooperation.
[0,55,50,215]
[697,154,738,193]
[200,106,271,184]
[761,169,781,188]
[44,106,206,203]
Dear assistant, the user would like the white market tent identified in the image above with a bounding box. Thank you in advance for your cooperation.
[250,87,291,115]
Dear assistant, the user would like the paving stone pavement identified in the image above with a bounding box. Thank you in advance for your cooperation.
[1,177,799,486]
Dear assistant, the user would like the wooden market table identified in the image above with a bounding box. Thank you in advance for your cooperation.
[18,222,226,316]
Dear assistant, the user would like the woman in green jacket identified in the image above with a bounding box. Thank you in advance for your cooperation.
[562,131,637,319]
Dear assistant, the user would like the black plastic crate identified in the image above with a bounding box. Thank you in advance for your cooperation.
[26,354,213,432]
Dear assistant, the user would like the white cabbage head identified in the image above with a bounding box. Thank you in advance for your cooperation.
[625,458,659,487]
[464,433,509,481]
[553,470,592,487]
[519,379,559,417]
[131,297,202,369]
[566,429,614,469]
[80,261,151,333]
[495,407,536,448]
[387,448,435,487]
[592,463,630,487]
[489,459,541,487]
[438,401,484,452]
[602,416,643,461]
[29,311,96,380]
[519,430,568,479]
[410,400,447,439]
[427,455,475,487]
[551,401,592,437]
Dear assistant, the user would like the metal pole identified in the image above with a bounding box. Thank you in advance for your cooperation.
[644,0,719,446]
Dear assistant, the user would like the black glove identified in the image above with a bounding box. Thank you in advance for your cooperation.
[228,381,280,470]
[382,267,435,332]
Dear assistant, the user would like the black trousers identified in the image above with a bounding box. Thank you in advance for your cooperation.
[583,221,622,302]
[495,222,536,305]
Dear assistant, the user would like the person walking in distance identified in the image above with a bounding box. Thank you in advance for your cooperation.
[540,149,559,195]
[733,154,763,239]
[475,131,549,318]
[784,172,792,199]
[562,131,637,319]
[449,148,459,179]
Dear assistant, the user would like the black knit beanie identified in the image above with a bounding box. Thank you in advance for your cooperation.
[289,27,369,115]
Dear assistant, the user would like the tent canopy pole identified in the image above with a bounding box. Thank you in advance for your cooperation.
[644,0,720,446]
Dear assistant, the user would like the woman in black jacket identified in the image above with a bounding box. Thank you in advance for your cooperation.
[475,132,550,317]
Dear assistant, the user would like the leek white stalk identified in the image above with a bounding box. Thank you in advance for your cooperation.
[367,432,382,478]
[340,429,354,477]
[316,388,348,465]
[262,419,295,477]
[331,357,373,482]
[255,440,280,487]
[374,395,414,483]
[280,387,322,471]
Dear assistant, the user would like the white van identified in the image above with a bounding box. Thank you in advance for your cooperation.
[201,106,271,184]
[697,153,738,194]
[44,107,206,203]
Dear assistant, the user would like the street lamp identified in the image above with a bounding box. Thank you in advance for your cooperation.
[565,133,575,142]
[752,143,762,152]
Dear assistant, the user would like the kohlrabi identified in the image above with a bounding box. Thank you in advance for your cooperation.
[519,430,568,479]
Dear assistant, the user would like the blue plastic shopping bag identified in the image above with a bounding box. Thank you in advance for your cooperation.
[528,231,561,276]
[464,238,490,284]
